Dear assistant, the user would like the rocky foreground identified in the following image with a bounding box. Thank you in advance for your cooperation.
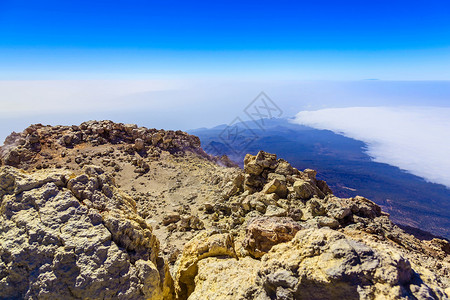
[0,120,449,299]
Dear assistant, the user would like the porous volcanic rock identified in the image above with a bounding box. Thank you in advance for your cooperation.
[247,228,448,299]
[189,256,260,300]
[0,120,226,170]
[243,216,302,258]
[173,231,236,299]
[0,166,174,299]
[172,150,450,299]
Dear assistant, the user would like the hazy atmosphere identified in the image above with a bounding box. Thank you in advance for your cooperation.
[2,80,450,191]
[1,0,449,188]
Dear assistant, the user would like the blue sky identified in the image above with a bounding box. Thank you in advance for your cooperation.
[1,0,449,79]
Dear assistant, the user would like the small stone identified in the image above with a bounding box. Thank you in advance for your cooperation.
[262,179,280,194]
[316,216,340,229]
[26,133,40,144]
[152,133,163,145]
[275,160,295,175]
[167,223,177,231]
[62,134,72,146]
[303,169,317,180]
[265,205,287,217]
[317,180,333,194]
[134,138,145,151]
[293,180,314,200]
[162,212,181,226]
[180,215,204,231]
[250,198,266,213]
[241,197,251,211]
[267,173,286,182]
[204,203,214,214]
[244,154,264,175]
[262,179,288,198]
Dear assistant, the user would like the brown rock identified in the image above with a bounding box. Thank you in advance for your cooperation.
[243,216,302,258]
[244,154,264,175]
[317,179,333,194]
[244,174,265,191]
[162,212,181,226]
[303,168,317,180]
[262,178,279,194]
[293,179,316,199]
[152,133,163,145]
[265,205,287,217]
[274,159,295,175]
[262,178,288,198]
[134,138,145,151]
[179,215,205,231]
[316,216,340,229]
[255,151,278,169]
[244,151,278,176]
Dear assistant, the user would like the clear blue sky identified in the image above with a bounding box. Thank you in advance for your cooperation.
[1,0,449,80]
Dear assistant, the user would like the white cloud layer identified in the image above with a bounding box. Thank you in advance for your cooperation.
[0,80,189,115]
[294,107,450,188]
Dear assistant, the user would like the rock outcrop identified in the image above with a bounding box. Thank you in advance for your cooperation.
[173,231,236,299]
[169,150,450,299]
[0,121,449,300]
[243,216,302,258]
[0,120,236,170]
[249,228,447,299]
[0,166,173,299]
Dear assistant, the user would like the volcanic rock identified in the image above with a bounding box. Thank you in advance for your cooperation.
[0,166,173,299]
[243,216,302,258]
[173,231,236,299]
[1,121,449,300]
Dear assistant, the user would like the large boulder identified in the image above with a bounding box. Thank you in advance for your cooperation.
[248,228,448,299]
[188,256,260,300]
[173,231,236,299]
[242,216,302,258]
[0,166,173,299]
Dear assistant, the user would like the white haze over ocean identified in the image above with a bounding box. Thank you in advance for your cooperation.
[1,80,449,188]
[294,107,450,188]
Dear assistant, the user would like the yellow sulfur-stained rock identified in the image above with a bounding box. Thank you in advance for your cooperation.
[0,166,174,300]
[173,231,236,299]
[248,228,449,300]
[292,179,317,199]
[189,256,260,300]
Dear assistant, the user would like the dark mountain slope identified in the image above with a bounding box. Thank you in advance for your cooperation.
[190,118,450,238]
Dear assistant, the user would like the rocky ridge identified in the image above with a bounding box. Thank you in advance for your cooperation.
[0,121,449,299]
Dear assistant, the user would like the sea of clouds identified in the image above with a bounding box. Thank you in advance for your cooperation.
[294,106,450,188]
